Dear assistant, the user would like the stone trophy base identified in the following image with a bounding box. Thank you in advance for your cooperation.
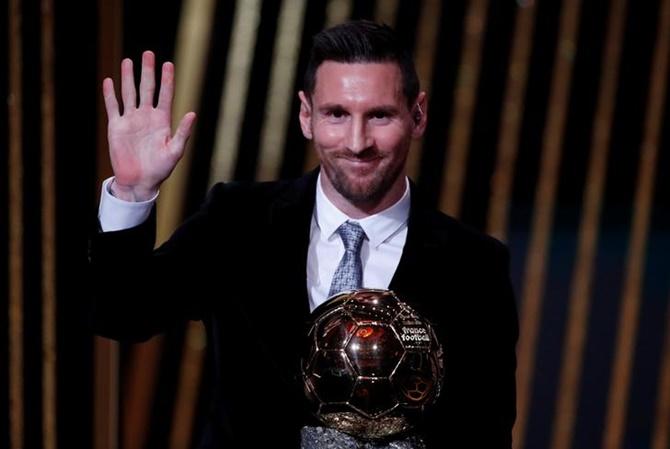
[300,426,426,449]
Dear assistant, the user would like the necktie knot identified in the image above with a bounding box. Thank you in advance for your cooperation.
[336,221,366,253]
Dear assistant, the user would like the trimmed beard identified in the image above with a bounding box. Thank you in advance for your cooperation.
[322,155,406,207]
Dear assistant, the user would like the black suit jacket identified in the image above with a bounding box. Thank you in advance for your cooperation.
[89,169,518,448]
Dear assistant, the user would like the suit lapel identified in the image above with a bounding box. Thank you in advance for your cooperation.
[389,183,452,314]
[242,171,318,389]
[268,170,319,323]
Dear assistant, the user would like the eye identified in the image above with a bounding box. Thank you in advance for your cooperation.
[323,108,348,123]
[369,109,393,124]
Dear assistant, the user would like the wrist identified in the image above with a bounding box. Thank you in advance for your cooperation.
[110,179,158,202]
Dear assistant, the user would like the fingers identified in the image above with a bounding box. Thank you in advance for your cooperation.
[112,53,176,115]
[157,62,175,113]
[121,58,137,112]
[102,78,119,119]
[169,112,197,159]
[139,51,156,106]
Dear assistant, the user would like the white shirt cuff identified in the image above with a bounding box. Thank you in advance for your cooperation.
[98,177,158,232]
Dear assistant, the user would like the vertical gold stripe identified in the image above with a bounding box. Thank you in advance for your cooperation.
[95,1,122,448]
[405,0,442,180]
[487,3,537,242]
[514,1,582,447]
[8,0,24,447]
[602,0,670,447]
[122,338,164,449]
[303,0,353,172]
[374,0,399,26]
[96,0,121,181]
[325,0,352,27]
[94,338,119,449]
[40,0,57,448]
[550,2,627,449]
[209,0,263,185]
[652,295,670,449]
[169,323,206,449]
[256,0,308,182]
[158,0,217,244]
[438,0,489,217]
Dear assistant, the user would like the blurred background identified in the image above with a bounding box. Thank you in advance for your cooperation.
[2,0,669,448]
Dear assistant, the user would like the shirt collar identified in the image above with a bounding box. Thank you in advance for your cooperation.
[314,173,411,249]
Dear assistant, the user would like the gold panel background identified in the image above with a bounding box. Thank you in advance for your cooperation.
[2,1,669,448]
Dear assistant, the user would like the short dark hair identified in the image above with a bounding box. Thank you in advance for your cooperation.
[303,20,419,106]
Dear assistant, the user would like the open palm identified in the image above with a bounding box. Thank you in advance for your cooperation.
[103,51,196,201]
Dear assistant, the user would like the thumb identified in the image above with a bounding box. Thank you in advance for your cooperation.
[169,112,197,159]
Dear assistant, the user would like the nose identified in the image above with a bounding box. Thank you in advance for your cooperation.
[347,117,373,154]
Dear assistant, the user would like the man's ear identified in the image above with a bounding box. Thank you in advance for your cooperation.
[411,91,428,138]
[298,91,313,140]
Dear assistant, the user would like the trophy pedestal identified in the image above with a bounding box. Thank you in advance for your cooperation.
[300,426,426,449]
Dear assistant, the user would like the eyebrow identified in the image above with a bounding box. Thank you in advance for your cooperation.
[318,104,346,113]
[317,103,401,115]
[367,106,400,116]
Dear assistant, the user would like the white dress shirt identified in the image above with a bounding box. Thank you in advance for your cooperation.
[307,174,409,310]
[97,174,410,311]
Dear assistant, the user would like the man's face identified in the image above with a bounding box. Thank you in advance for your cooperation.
[299,61,426,210]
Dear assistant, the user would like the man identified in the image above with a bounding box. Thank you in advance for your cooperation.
[90,21,517,448]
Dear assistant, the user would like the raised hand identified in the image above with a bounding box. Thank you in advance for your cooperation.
[102,51,196,201]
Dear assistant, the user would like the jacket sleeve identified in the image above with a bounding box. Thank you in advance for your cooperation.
[87,184,227,342]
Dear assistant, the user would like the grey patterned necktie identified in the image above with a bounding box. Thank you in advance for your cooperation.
[328,221,366,297]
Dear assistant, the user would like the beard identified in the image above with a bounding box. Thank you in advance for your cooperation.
[320,147,407,206]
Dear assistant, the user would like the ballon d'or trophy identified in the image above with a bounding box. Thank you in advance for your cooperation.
[301,289,444,445]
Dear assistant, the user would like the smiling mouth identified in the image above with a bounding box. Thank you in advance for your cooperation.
[339,156,382,164]
[340,158,382,173]
[346,159,377,164]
